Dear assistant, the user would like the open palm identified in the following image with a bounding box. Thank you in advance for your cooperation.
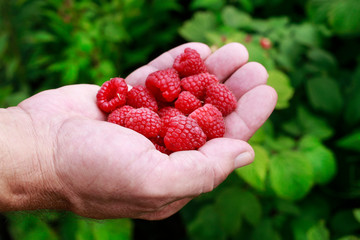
[18,42,277,220]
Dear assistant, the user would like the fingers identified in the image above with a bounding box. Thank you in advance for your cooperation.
[224,85,278,140]
[125,42,211,86]
[224,61,269,99]
[142,138,254,199]
[205,42,249,82]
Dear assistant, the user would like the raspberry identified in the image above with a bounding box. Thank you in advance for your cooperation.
[164,115,207,151]
[189,104,225,140]
[96,77,128,113]
[158,107,184,137]
[125,108,161,138]
[150,136,173,155]
[107,105,134,126]
[127,85,158,112]
[181,73,219,100]
[260,37,272,49]
[174,91,202,115]
[173,48,207,77]
[145,68,181,102]
[205,83,237,116]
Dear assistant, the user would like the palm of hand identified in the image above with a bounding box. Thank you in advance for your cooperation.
[18,43,277,219]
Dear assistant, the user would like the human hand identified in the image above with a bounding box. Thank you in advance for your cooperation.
[2,42,277,220]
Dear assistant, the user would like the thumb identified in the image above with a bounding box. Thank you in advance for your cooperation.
[150,138,254,198]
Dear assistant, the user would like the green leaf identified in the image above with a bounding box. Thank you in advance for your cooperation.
[92,219,133,240]
[297,106,334,140]
[179,11,217,43]
[267,70,294,109]
[307,48,337,71]
[252,219,281,240]
[337,130,360,152]
[306,221,330,240]
[306,77,343,114]
[330,210,360,236]
[191,0,224,11]
[337,236,360,240]
[221,6,251,29]
[188,205,226,240]
[344,67,360,125]
[0,33,8,59]
[269,151,314,200]
[299,135,337,184]
[328,0,360,35]
[214,188,243,235]
[353,209,360,224]
[236,145,269,191]
[6,213,58,240]
[293,23,322,47]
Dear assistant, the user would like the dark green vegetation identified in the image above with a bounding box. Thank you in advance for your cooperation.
[1,0,360,239]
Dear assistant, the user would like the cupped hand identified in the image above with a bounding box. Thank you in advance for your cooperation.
[18,42,277,220]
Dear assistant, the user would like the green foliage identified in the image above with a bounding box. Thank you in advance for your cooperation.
[1,0,360,239]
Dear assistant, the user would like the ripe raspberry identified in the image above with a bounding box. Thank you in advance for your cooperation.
[127,85,158,112]
[173,48,207,77]
[174,91,202,115]
[145,68,181,102]
[158,107,184,137]
[189,104,225,140]
[260,37,272,49]
[181,73,219,100]
[205,83,237,116]
[164,115,207,151]
[150,136,173,155]
[96,77,128,113]
[107,105,134,126]
[125,108,161,138]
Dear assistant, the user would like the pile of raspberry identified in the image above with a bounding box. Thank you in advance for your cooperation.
[96,48,237,154]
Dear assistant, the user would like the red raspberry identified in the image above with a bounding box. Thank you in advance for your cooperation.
[158,107,184,137]
[96,77,128,113]
[125,108,161,138]
[260,37,272,49]
[150,136,173,155]
[173,48,207,77]
[107,105,134,126]
[189,104,225,140]
[181,73,219,100]
[164,115,207,151]
[145,68,181,102]
[127,85,158,112]
[205,83,237,116]
[174,91,202,115]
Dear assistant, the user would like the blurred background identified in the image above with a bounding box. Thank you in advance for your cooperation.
[1,0,360,239]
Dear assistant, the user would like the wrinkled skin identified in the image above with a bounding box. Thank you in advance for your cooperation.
[6,42,277,220]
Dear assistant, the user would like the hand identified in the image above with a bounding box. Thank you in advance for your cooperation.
[3,42,277,220]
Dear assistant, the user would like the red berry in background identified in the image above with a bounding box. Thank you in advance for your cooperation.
[107,105,134,126]
[173,48,207,77]
[174,91,202,115]
[125,108,161,138]
[164,115,207,151]
[127,85,158,112]
[205,83,237,116]
[96,77,128,113]
[158,107,184,137]
[260,37,272,49]
[245,34,252,43]
[181,72,219,100]
[189,104,225,140]
[145,68,181,102]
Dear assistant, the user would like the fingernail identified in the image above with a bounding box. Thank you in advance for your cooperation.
[234,152,253,169]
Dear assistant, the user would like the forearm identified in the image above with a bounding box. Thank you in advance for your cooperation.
[0,107,68,212]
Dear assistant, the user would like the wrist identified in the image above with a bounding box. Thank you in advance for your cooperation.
[0,107,69,212]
